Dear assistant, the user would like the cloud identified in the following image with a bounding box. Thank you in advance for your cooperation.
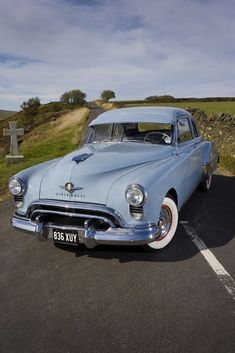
[0,0,234,110]
[0,54,44,68]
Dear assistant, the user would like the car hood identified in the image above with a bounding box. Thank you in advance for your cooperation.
[39,143,173,204]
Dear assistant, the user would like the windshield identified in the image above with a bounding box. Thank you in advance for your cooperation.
[86,123,173,145]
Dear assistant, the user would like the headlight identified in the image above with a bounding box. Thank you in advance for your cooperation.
[8,177,24,196]
[125,184,146,206]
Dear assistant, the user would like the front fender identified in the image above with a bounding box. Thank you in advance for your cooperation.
[106,155,184,226]
[14,158,61,215]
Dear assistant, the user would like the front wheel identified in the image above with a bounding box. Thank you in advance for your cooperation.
[145,196,178,250]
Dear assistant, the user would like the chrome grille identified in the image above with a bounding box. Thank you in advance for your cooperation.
[27,200,125,230]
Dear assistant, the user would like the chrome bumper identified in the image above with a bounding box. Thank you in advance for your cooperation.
[12,215,160,249]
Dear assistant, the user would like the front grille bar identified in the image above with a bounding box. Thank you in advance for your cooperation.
[30,209,116,228]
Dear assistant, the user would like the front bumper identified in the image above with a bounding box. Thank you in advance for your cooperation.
[12,215,160,249]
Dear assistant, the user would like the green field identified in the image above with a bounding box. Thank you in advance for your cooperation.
[0,110,17,121]
[122,101,235,116]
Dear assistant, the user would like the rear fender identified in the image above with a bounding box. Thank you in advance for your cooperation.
[201,141,218,176]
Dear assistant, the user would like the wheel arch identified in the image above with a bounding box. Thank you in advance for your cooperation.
[166,188,178,206]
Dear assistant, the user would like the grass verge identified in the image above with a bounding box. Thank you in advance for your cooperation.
[218,154,235,176]
[0,107,89,201]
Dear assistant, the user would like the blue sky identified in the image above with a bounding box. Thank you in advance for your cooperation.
[0,0,235,110]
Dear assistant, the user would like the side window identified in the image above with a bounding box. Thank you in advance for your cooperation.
[191,120,199,138]
[177,117,193,143]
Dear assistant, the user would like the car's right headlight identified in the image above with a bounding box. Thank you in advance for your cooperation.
[8,177,24,196]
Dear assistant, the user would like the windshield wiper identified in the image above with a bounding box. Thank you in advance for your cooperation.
[122,139,152,144]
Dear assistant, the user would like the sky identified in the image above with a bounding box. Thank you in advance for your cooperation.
[0,0,235,110]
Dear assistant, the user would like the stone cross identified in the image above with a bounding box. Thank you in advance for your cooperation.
[3,122,24,162]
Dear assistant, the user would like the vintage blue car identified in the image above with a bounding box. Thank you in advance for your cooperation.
[9,107,218,250]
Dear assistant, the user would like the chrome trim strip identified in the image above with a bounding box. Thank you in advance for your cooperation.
[27,199,127,227]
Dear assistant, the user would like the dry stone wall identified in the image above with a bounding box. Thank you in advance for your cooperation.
[186,107,235,157]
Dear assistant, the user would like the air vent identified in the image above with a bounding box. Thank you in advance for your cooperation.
[14,195,24,207]
[130,205,144,220]
[14,195,23,202]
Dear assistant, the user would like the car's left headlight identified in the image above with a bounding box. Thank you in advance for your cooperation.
[125,184,146,206]
[8,177,24,196]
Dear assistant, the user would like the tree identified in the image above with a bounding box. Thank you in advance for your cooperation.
[21,97,41,114]
[60,89,86,106]
[100,90,115,103]
[20,97,41,126]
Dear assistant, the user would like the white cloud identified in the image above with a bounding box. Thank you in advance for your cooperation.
[0,0,234,110]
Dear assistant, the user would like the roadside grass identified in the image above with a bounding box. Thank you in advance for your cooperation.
[219,154,235,176]
[121,101,235,116]
[95,100,116,111]
[0,110,17,121]
[0,107,89,201]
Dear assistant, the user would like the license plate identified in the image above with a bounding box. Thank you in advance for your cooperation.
[53,228,79,245]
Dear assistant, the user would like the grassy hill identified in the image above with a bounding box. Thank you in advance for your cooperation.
[0,106,89,201]
[0,109,17,121]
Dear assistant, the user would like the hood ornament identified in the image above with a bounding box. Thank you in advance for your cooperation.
[59,182,84,193]
[72,153,93,165]
[65,182,74,193]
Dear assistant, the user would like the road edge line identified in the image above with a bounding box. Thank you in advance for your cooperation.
[180,220,235,302]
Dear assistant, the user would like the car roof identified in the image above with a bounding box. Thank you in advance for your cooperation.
[90,106,192,126]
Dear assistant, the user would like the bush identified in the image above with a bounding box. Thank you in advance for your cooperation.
[39,102,69,113]
[20,97,41,127]
[60,89,86,106]
[145,95,176,102]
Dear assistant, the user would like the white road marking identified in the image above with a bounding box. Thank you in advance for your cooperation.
[180,220,235,301]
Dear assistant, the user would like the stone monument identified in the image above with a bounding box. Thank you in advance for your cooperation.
[3,122,24,163]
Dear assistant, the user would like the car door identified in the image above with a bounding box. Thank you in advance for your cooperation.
[176,116,201,200]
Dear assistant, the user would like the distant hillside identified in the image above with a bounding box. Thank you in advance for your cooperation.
[0,101,82,151]
[0,109,17,121]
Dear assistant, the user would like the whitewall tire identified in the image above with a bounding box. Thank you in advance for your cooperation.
[146,196,178,250]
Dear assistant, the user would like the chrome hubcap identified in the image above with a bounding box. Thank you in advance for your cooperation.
[157,206,172,240]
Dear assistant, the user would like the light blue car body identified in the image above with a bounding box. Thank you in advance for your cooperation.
[11,107,218,249]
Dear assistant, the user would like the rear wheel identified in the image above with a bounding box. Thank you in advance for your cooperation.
[144,196,178,250]
[198,171,212,192]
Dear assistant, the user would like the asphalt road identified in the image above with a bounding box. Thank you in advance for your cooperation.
[0,106,235,353]
[79,102,105,146]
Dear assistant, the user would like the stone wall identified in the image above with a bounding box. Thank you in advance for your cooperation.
[186,107,235,156]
